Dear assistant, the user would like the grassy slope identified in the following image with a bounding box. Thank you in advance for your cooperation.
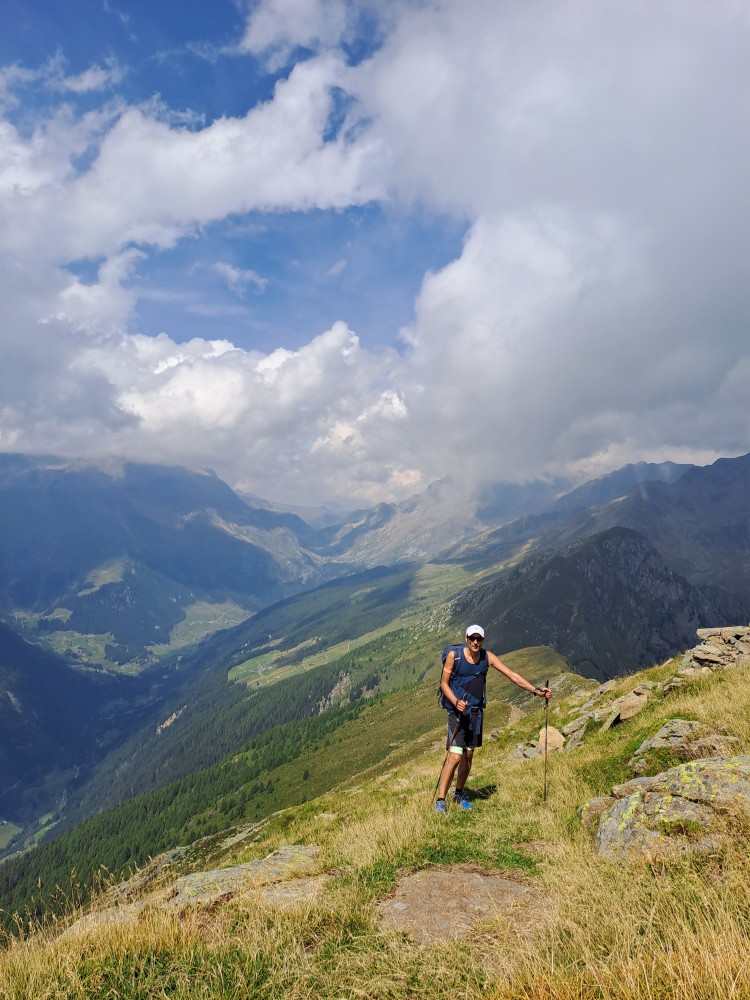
[214,645,565,822]
[4,649,750,998]
[0,527,584,851]
[226,560,478,685]
[53,558,492,831]
[0,642,568,923]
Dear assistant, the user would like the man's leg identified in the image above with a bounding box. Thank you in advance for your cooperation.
[455,748,474,794]
[454,710,480,806]
[437,750,463,800]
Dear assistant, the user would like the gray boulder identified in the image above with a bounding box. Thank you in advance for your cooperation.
[629,719,739,774]
[508,726,565,761]
[601,690,651,730]
[589,756,750,859]
[631,718,701,754]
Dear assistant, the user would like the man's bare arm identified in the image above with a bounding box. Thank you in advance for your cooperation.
[488,652,551,699]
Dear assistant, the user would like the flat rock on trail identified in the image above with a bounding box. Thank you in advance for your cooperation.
[376,866,544,944]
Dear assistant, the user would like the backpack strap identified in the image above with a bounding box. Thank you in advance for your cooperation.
[438,644,463,709]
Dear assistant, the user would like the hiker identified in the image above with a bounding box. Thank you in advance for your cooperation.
[435,624,551,813]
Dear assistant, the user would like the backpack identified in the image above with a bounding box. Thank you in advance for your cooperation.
[437,644,488,711]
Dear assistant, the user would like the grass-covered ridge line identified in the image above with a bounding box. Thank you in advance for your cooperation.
[3,648,750,997]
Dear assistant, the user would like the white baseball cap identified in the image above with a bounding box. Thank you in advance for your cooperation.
[465,624,485,638]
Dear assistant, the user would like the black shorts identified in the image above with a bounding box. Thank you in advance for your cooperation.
[446,708,483,752]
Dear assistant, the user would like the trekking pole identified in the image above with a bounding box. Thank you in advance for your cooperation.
[543,678,549,802]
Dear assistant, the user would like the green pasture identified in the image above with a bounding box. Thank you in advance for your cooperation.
[0,823,21,852]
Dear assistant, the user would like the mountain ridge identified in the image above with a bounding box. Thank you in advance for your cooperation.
[452,525,749,679]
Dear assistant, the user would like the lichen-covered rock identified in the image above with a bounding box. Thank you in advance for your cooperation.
[592,756,750,859]
[64,844,324,938]
[578,797,612,834]
[633,719,702,755]
[629,720,739,774]
[165,845,321,908]
[689,734,740,757]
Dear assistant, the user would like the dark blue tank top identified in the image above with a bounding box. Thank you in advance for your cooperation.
[449,647,488,707]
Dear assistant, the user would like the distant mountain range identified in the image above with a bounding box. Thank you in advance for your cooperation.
[1,448,749,858]
[0,453,695,670]
[0,454,349,668]
[543,453,750,595]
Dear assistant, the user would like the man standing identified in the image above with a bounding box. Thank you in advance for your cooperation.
[435,624,551,813]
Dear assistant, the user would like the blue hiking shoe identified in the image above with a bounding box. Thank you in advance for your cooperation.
[434,799,447,814]
[454,791,472,811]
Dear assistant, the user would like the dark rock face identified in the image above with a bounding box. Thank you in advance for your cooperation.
[551,452,750,596]
[455,528,749,680]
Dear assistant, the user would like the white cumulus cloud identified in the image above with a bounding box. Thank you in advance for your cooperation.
[0,0,748,504]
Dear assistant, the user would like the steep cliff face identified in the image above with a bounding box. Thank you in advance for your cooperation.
[454,527,750,680]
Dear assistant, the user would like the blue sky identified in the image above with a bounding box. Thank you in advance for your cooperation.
[2,0,465,355]
[1,1,748,506]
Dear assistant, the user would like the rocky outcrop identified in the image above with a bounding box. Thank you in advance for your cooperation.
[664,625,750,692]
[582,757,750,860]
[629,719,702,776]
[576,626,750,857]
[560,625,750,753]
[64,844,324,938]
[629,720,739,774]
[600,687,652,730]
[163,845,322,909]
[558,682,654,752]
